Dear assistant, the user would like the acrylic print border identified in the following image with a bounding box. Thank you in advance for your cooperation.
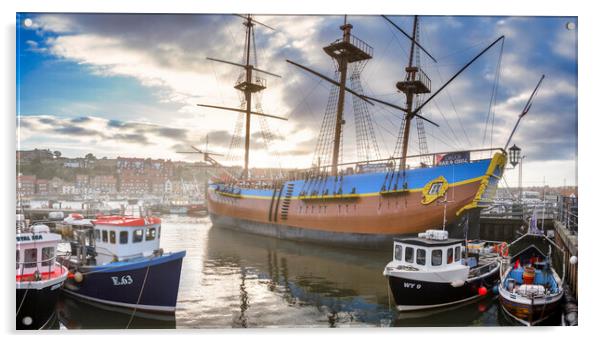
[4,0,584,342]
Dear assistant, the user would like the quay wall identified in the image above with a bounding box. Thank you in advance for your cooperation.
[554,219,578,300]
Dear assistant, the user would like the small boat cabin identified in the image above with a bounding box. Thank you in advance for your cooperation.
[90,205,162,264]
[16,225,63,282]
[392,230,465,270]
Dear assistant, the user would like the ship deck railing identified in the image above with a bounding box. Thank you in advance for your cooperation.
[310,147,504,173]
[16,255,61,281]
[213,147,505,190]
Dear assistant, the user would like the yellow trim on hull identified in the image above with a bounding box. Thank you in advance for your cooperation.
[211,175,486,201]
[455,152,507,216]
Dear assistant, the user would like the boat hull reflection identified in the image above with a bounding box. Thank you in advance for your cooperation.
[56,292,176,329]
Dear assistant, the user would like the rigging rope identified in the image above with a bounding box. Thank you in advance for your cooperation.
[432,98,464,149]
[350,61,382,162]
[421,25,474,148]
[312,62,340,170]
[482,37,505,149]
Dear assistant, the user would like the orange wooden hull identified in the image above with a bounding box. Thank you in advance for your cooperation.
[208,180,480,235]
[207,154,506,247]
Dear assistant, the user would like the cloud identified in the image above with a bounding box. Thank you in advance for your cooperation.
[70,116,92,123]
[18,14,578,184]
[17,115,317,166]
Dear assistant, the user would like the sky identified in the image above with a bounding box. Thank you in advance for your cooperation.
[15,13,578,187]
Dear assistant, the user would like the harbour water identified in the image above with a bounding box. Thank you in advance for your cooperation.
[45,214,562,329]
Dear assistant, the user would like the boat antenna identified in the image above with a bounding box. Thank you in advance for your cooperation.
[437,192,453,231]
[503,74,545,151]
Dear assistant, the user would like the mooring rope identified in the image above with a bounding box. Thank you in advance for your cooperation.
[126,262,152,329]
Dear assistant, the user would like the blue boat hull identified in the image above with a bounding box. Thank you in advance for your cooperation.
[63,251,186,312]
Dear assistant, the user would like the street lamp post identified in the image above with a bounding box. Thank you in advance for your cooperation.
[519,155,526,202]
[508,144,523,200]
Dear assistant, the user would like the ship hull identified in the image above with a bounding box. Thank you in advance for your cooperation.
[208,153,506,247]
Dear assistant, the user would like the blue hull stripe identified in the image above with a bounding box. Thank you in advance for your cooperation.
[210,159,492,198]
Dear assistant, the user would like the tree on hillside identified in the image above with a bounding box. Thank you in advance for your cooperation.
[53,151,62,159]
[85,153,97,160]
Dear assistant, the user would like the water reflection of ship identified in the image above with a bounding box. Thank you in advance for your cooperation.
[56,293,176,329]
[206,226,394,326]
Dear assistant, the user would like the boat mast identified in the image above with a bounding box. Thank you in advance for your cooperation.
[242,15,253,179]
[397,16,430,173]
[322,15,373,175]
[199,14,286,180]
[330,16,352,175]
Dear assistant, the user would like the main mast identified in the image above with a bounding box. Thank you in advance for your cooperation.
[331,19,351,176]
[323,16,373,175]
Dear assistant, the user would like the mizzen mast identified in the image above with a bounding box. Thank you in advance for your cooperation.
[395,16,432,172]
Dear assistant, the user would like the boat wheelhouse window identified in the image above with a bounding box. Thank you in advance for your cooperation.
[455,246,461,261]
[102,230,108,243]
[405,246,414,263]
[158,226,161,238]
[120,231,128,244]
[110,231,116,244]
[417,249,426,266]
[16,249,19,270]
[146,227,156,241]
[41,247,54,266]
[432,249,442,266]
[133,229,144,243]
[395,244,403,261]
[24,248,37,268]
[447,248,454,264]
[94,229,100,242]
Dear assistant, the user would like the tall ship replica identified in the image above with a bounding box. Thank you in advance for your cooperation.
[195,15,537,248]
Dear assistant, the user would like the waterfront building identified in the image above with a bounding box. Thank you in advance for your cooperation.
[35,179,49,195]
[89,175,118,194]
[17,175,36,196]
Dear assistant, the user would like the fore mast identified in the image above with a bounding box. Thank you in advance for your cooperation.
[199,14,286,180]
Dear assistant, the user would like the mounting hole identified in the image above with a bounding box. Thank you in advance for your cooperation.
[23,18,33,28]
[566,22,576,30]
[22,316,33,326]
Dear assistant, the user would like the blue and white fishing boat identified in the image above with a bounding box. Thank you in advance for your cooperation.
[60,205,186,314]
[498,224,565,326]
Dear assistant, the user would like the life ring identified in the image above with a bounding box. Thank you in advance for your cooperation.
[498,242,509,256]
